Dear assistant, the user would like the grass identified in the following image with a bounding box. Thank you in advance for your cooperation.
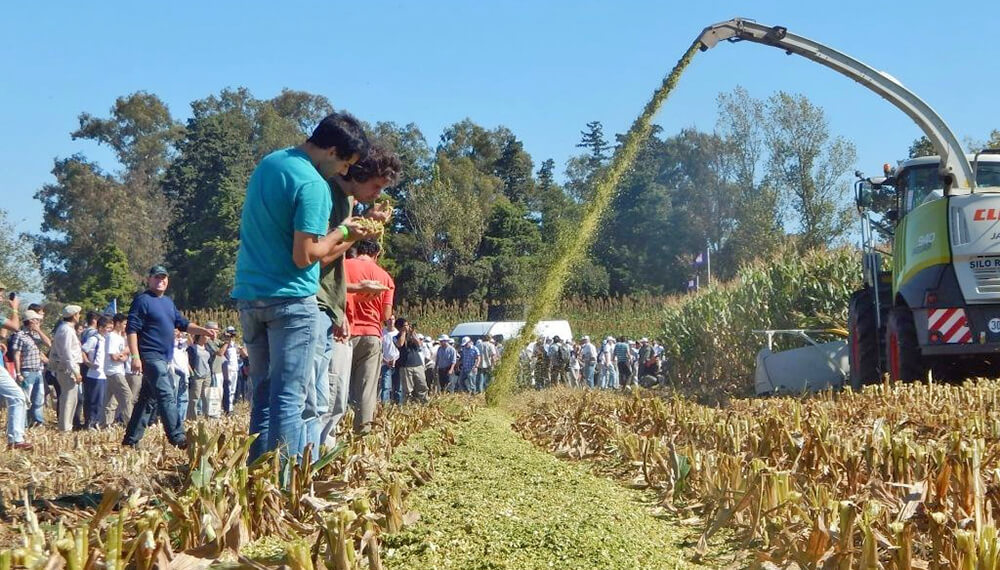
[383,406,735,569]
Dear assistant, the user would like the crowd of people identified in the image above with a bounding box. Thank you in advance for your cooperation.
[0,112,669,459]
[0,279,253,451]
[520,335,667,390]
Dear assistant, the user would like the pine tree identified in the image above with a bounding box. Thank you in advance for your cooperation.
[576,121,611,170]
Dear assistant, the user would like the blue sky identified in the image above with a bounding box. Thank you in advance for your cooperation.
[3,0,999,238]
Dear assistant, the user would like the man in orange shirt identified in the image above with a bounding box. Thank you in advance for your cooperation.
[344,240,395,433]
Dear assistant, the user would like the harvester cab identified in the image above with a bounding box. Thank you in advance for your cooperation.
[850,153,1000,386]
[695,18,1000,386]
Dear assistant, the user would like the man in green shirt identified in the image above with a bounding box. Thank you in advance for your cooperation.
[313,144,400,451]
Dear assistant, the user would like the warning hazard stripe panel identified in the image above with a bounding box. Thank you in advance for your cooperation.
[928,308,973,344]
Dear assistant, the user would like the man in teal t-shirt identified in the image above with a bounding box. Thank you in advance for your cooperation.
[233,112,373,463]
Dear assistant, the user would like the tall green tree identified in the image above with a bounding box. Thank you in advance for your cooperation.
[0,209,42,295]
[576,120,611,171]
[34,92,181,297]
[714,87,783,274]
[33,157,149,300]
[163,87,330,307]
[908,135,935,158]
[477,201,542,304]
[73,91,183,184]
[75,244,138,311]
[989,130,1000,149]
[494,135,535,206]
[765,91,856,250]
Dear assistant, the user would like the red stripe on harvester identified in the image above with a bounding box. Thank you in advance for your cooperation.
[943,317,967,341]
[929,308,956,330]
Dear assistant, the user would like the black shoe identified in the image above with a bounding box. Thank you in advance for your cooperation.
[171,439,189,450]
[122,440,140,449]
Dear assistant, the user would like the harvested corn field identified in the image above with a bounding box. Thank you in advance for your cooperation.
[514,384,1000,569]
[13,381,1000,568]
[0,398,476,568]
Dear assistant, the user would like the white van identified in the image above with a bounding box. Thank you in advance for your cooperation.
[449,320,573,342]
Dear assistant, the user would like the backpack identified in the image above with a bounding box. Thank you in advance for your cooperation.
[554,344,571,368]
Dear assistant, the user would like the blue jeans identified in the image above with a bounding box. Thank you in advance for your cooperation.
[306,310,333,461]
[239,296,318,464]
[21,370,44,426]
[0,367,26,444]
[476,369,492,393]
[458,369,477,393]
[379,364,394,403]
[607,364,619,389]
[583,363,596,388]
[173,368,188,431]
[123,357,185,445]
[83,376,107,429]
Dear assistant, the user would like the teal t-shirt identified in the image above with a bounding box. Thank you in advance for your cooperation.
[232,148,332,300]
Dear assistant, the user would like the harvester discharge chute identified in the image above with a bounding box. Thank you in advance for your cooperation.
[698,18,1000,389]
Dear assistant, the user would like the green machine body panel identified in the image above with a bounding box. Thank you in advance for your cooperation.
[892,197,951,302]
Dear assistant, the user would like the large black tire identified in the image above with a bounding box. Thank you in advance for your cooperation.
[848,288,880,390]
[886,305,924,383]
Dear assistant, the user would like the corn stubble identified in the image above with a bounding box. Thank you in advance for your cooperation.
[514,383,1000,569]
[0,398,475,569]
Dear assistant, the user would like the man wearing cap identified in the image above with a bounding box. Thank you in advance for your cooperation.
[435,336,457,392]
[0,292,31,449]
[123,265,217,449]
[549,336,571,387]
[11,309,47,426]
[49,304,83,431]
[456,336,480,393]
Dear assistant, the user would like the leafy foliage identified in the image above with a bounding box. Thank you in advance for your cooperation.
[660,246,861,400]
[74,244,137,311]
[0,208,41,294]
[31,85,865,308]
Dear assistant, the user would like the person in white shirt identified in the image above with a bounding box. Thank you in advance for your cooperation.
[220,327,246,414]
[172,329,191,429]
[102,313,132,426]
[425,338,439,394]
[81,315,112,429]
[599,337,617,390]
[380,320,399,403]
[475,336,499,393]
[579,336,597,388]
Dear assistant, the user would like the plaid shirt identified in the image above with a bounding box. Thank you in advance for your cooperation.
[459,344,480,374]
[11,329,43,372]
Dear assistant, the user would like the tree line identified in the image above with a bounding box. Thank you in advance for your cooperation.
[8,85,950,311]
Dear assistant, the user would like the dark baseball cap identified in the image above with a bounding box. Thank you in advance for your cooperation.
[149,265,169,277]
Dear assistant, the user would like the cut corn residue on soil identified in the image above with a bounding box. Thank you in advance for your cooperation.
[384,407,730,569]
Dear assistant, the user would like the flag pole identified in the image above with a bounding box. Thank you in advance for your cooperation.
[706,243,711,286]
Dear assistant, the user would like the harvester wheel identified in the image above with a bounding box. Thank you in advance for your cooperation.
[848,288,879,390]
[886,305,923,383]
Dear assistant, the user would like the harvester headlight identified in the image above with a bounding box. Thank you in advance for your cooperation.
[951,207,970,246]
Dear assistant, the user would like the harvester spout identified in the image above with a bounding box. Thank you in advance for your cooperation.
[695,17,976,193]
